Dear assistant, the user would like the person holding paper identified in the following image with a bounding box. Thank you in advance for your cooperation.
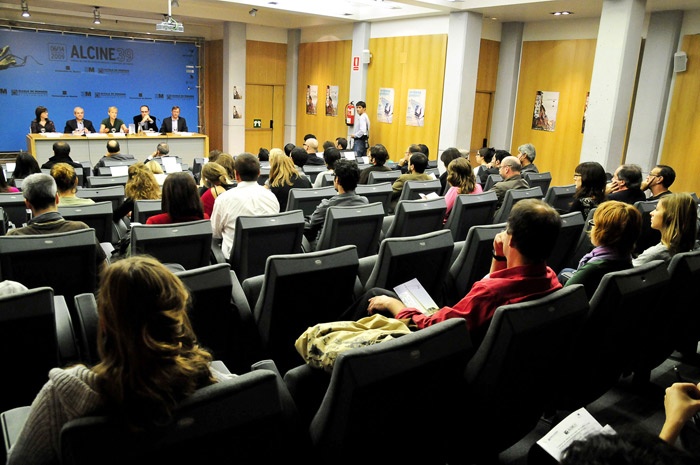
[345,199,562,344]
[63,106,96,135]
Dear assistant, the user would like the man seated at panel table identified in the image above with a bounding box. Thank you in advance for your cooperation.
[132,105,159,133]
[63,106,96,135]
[159,106,188,133]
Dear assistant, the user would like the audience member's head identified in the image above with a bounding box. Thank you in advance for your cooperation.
[125,162,161,201]
[369,144,389,166]
[322,140,335,151]
[655,192,698,256]
[50,163,80,195]
[494,149,511,165]
[590,200,642,255]
[303,134,316,142]
[517,143,536,163]
[155,143,170,156]
[290,146,308,168]
[201,162,229,188]
[234,152,260,182]
[477,147,496,164]
[304,138,319,153]
[284,143,295,156]
[333,159,361,192]
[323,147,342,170]
[499,155,521,179]
[418,144,430,159]
[614,164,643,190]
[161,172,204,220]
[208,149,222,162]
[21,173,57,211]
[440,147,462,171]
[257,147,270,162]
[52,141,71,158]
[214,153,236,182]
[506,199,561,263]
[573,161,607,202]
[446,157,477,194]
[409,152,429,174]
[145,160,164,175]
[335,137,348,150]
[12,151,41,180]
[269,149,302,188]
[106,140,121,154]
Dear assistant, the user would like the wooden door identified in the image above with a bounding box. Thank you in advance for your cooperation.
[471,91,493,152]
[245,85,273,153]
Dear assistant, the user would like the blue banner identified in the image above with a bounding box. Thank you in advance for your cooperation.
[0,28,199,152]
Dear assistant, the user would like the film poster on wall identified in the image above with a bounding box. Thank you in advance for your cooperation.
[377,88,394,124]
[531,90,558,132]
[306,85,318,115]
[325,85,338,117]
[406,89,426,127]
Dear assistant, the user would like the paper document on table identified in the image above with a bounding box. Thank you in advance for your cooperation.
[393,278,439,315]
[110,166,128,177]
[536,407,615,462]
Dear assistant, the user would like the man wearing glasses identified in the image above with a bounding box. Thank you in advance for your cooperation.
[640,164,675,200]
[487,154,529,212]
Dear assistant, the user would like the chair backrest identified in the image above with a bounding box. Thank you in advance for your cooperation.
[0,229,98,301]
[384,197,447,239]
[667,249,700,358]
[175,263,264,374]
[355,182,392,215]
[60,370,306,464]
[547,211,586,274]
[254,245,360,374]
[315,202,385,258]
[460,285,590,457]
[58,201,113,244]
[257,167,270,186]
[566,207,596,269]
[523,171,552,196]
[130,220,212,270]
[320,173,335,187]
[0,192,30,229]
[483,173,503,191]
[445,222,506,305]
[286,186,336,218]
[443,191,499,242]
[132,199,163,224]
[305,319,473,461]
[561,260,670,409]
[231,210,305,282]
[492,186,543,223]
[633,199,661,255]
[87,175,128,188]
[397,179,443,202]
[73,293,100,366]
[0,207,6,236]
[76,185,126,211]
[0,287,60,412]
[101,158,138,167]
[543,184,576,213]
[365,229,454,305]
[302,164,326,183]
[367,170,401,185]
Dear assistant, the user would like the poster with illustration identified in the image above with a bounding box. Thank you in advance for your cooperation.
[531,90,558,132]
[233,86,243,100]
[406,89,426,127]
[377,88,394,124]
[582,91,589,133]
[306,85,318,115]
[232,105,242,119]
[325,85,338,116]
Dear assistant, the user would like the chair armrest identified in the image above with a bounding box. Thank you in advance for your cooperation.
[54,295,80,365]
[357,254,378,291]
[241,275,264,314]
[210,238,227,264]
[251,359,281,377]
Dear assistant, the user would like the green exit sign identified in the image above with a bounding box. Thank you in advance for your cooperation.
[253,119,262,128]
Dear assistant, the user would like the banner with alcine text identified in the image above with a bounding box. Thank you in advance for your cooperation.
[0,28,199,152]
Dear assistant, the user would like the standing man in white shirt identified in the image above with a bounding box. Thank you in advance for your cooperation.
[210,153,280,258]
[352,101,370,159]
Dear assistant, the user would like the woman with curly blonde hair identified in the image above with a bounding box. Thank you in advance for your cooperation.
[5,255,236,465]
[51,162,94,206]
[266,148,311,211]
[113,162,161,222]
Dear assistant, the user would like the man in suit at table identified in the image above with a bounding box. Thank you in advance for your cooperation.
[63,107,96,135]
[159,106,188,133]
[132,105,158,133]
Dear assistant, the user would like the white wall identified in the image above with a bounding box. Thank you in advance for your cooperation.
[247,24,289,43]
[523,18,600,41]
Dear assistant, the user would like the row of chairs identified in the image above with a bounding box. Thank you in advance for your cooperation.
[5,247,695,462]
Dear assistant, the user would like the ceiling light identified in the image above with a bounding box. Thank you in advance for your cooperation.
[21,0,30,17]
[93,7,101,24]
[171,0,180,6]
[249,8,257,16]
[551,11,574,16]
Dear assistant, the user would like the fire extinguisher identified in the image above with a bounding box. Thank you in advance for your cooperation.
[345,101,355,126]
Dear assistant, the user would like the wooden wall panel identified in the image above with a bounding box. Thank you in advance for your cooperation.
[204,39,223,152]
[661,34,700,195]
[512,39,596,188]
[246,41,287,85]
[477,39,500,93]
[297,41,353,147]
[365,35,447,162]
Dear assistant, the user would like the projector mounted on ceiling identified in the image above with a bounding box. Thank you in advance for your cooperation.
[156,0,183,32]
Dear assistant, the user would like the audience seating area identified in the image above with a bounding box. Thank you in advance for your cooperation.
[1,164,699,464]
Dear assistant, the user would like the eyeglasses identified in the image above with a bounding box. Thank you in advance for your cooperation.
[648,173,661,178]
[587,219,595,227]
[573,174,581,178]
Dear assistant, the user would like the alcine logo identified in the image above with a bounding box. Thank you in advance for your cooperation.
[49,44,66,61]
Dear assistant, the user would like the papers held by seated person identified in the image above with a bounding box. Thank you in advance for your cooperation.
[393,278,439,315]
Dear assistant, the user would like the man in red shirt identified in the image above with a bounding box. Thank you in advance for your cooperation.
[346,199,562,344]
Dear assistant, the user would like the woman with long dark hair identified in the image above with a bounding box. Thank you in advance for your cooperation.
[147,172,208,224]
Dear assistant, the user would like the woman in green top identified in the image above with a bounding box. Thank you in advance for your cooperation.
[99,106,128,133]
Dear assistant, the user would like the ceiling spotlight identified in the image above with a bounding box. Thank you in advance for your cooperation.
[93,6,101,24]
[551,11,574,16]
[21,0,30,17]
[171,0,179,7]
[249,8,257,16]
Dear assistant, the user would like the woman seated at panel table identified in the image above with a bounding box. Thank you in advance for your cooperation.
[99,106,129,134]
[29,106,56,134]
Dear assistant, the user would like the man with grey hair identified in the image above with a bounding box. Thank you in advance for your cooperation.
[145,142,170,162]
[517,143,539,174]
[487,154,529,212]
[7,173,107,267]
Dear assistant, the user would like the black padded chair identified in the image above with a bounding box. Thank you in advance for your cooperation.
[443,222,505,306]
[0,192,30,229]
[175,263,264,374]
[449,285,589,463]
[544,183,576,213]
[130,219,212,270]
[227,210,305,283]
[443,191,498,242]
[131,199,163,224]
[382,197,447,239]
[257,167,270,186]
[668,249,700,357]
[302,164,326,184]
[547,211,586,275]
[566,207,596,269]
[361,229,454,306]
[633,199,661,255]
[58,201,114,244]
[492,186,543,224]
[396,179,443,202]
[367,170,401,185]
[87,175,128,188]
[73,293,100,366]
[319,173,335,187]
[309,202,385,258]
[483,173,503,191]
[75,185,126,211]
[523,171,552,197]
[286,186,336,218]
[248,245,360,374]
[0,207,6,236]
[284,319,473,464]
[355,182,392,215]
